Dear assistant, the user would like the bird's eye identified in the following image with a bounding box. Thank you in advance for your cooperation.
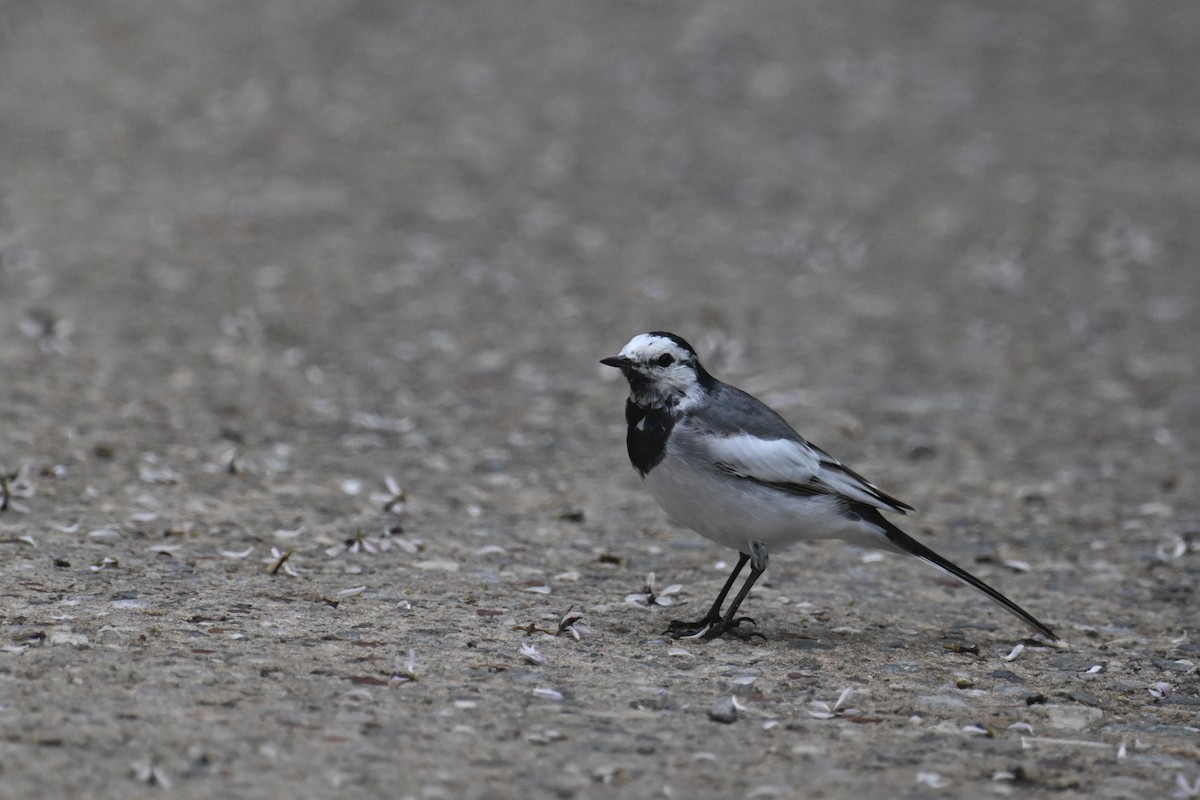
[655,354,675,368]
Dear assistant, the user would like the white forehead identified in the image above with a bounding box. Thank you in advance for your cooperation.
[619,333,691,362]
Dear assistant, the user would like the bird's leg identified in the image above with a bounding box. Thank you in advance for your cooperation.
[702,541,768,641]
[664,552,749,638]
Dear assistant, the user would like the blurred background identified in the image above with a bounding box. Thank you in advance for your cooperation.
[2,0,1199,610]
[4,1,1198,535]
[3,2,1198,431]
[1,3,1198,794]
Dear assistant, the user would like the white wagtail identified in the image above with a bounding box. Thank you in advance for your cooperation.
[601,331,1057,642]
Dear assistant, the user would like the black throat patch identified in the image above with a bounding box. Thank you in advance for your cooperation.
[624,399,674,477]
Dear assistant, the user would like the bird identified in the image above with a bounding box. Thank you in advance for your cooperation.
[601,331,1057,642]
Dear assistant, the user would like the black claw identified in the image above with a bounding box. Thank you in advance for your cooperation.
[700,617,767,642]
[663,613,767,641]
[659,554,767,643]
[665,616,721,639]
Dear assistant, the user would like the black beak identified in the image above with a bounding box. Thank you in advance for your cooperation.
[600,355,632,368]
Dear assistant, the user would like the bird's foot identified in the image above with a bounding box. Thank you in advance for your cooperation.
[664,616,719,639]
[665,615,764,642]
[703,616,765,641]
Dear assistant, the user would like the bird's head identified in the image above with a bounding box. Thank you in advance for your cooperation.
[601,331,712,409]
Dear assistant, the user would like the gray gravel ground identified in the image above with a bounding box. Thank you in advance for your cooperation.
[2,3,1198,799]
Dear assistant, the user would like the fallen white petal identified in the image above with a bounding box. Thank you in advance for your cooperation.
[219,546,254,558]
[1148,682,1172,699]
[520,643,547,666]
[413,559,459,572]
[807,702,833,719]
[916,772,948,788]
[88,528,121,541]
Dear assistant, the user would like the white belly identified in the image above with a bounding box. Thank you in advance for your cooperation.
[642,451,893,555]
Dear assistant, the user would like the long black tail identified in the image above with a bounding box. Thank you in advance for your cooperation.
[865,508,1058,640]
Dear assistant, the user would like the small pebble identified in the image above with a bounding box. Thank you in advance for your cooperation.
[1067,690,1102,707]
[708,697,738,724]
[1043,704,1103,732]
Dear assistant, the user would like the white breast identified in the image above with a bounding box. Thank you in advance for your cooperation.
[641,434,894,554]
